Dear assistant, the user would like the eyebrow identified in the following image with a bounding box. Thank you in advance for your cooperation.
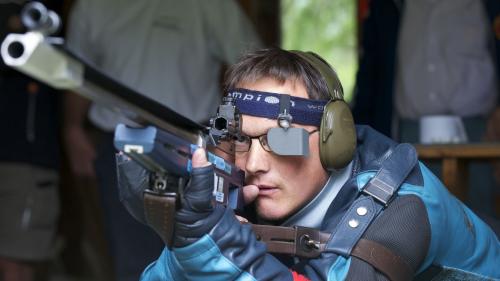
[242,130,269,139]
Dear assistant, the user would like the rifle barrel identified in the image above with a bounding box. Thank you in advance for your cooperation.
[1,31,205,145]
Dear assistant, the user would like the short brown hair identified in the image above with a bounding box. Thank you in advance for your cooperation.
[223,48,332,101]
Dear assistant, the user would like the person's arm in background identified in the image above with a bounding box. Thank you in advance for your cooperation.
[63,92,95,178]
[62,0,97,179]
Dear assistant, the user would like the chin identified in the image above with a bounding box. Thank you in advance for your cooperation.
[255,199,289,222]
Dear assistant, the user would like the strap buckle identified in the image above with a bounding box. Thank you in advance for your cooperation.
[361,177,394,207]
[361,144,418,207]
[250,224,330,259]
[295,226,327,258]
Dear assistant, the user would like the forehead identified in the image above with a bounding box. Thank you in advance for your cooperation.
[236,78,315,135]
[237,77,309,99]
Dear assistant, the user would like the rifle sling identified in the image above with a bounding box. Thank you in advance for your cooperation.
[250,224,330,259]
[351,238,414,281]
[143,193,412,281]
[251,224,412,281]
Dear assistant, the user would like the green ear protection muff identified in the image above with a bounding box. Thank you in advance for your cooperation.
[292,51,357,170]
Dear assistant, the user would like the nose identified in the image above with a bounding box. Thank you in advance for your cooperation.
[244,138,270,175]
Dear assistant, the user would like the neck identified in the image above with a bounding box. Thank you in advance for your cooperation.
[279,161,353,228]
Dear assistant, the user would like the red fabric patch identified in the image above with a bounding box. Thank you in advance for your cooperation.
[291,270,310,281]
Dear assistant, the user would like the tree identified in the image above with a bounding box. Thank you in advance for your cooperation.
[282,0,356,101]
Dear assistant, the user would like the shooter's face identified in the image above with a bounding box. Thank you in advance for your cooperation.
[235,78,329,222]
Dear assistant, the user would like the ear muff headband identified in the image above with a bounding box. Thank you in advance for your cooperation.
[291,51,357,170]
[293,51,344,101]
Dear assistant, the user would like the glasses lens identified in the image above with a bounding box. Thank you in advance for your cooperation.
[234,136,251,152]
[259,134,272,152]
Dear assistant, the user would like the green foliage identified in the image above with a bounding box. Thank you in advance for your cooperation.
[282,0,357,101]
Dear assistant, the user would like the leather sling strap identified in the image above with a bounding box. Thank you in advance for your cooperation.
[351,238,413,281]
[250,224,331,259]
[250,224,413,281]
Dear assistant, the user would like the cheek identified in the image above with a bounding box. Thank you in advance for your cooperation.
[235,155,247,171]
[285,147,327,191]
[274,157,314,185]
[281,158,306,172]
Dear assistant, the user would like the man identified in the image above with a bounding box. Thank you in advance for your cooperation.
[352,0,500,140]
[352,0,500,218]
[130,49,499,280]
[63,1,261,280]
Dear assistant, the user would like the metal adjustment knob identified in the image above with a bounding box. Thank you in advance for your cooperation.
[302,234,320,250]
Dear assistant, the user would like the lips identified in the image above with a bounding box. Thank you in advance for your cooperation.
[257,185,278,196]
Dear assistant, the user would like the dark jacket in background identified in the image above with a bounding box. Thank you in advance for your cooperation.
[0,2,61,169]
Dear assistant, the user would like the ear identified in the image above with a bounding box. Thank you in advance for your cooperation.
[319,100,356,170]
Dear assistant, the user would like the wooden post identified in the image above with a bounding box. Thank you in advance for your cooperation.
[441,158,468,201]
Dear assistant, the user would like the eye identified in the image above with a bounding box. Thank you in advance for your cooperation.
[234,135,249,144]
[259,134,271,151]
[234,135,251,152]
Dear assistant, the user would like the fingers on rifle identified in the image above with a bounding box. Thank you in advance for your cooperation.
[192,148,211,168]
[235,215,249,223]
[243,185,259,204]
